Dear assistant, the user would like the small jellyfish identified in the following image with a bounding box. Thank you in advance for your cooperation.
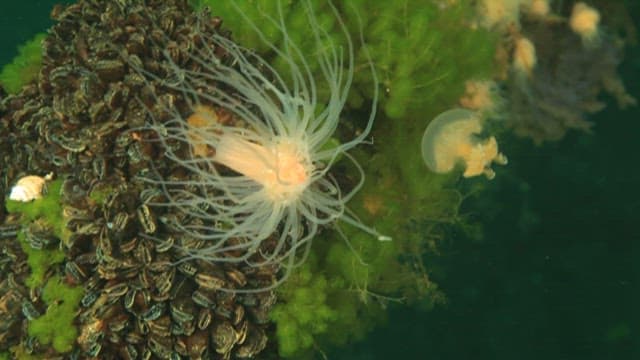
[526,0,550,17]
[512,36,537,78]
[421,108,507,179]
[569,2,601,46]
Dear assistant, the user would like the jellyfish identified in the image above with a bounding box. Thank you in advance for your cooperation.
[569,2,601,47]
[421,108,507,179]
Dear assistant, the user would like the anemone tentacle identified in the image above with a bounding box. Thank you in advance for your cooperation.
[133,0,384,292]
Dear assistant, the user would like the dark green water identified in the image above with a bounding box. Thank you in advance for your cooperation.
[0,1,71,66]
[332,61,638,359]
[1,1,637,359]
[330,17,639,360]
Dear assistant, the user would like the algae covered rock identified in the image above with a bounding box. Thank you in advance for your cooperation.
[1,0,502,359]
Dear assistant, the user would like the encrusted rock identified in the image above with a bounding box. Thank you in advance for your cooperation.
[0,0,277,358]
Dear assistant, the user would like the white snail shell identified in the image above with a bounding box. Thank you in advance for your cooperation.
[8,173,53,202]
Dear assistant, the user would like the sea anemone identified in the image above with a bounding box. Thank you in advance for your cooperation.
[132,1,386,291]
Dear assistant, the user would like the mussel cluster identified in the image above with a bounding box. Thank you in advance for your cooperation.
[0,0,280,358]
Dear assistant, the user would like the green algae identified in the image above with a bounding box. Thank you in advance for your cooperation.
[5,179,83,354]
[270,257,338,357]
[191,0,497,119]
[0,33,46,94]
[5,179,69,288]
[27,275,84,353]
[15,230,65,290]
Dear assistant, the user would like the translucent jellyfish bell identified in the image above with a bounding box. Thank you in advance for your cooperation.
[421,108,507,179]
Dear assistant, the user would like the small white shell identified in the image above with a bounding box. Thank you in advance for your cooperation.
[8,174,52,202]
